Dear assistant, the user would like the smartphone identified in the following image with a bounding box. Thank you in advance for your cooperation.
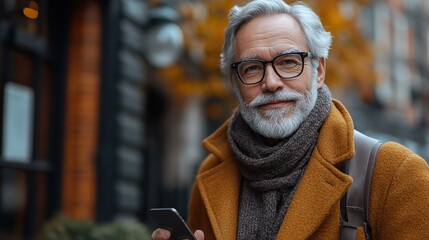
[149,208,196,240]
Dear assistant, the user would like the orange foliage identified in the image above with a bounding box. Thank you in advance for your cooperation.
[156,0,236,100]
[304,0,376,100]
[157,0,375,101]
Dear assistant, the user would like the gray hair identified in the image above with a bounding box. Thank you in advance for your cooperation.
[220,0,332,76]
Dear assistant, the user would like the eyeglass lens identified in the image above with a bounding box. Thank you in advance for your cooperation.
[237,53,304,84]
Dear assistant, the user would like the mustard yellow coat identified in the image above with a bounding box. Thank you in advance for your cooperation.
[187,100,429,240]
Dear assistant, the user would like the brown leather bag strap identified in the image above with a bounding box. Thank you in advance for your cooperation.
[340,130,382,240]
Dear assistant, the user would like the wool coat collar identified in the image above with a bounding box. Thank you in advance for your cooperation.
[197,99,355,239]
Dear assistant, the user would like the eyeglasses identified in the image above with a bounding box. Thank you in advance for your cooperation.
[231,51,312,85]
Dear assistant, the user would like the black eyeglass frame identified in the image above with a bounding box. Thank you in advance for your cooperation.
[231,51,312,85]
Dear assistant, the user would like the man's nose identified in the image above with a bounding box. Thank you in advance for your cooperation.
[262,64,284,92]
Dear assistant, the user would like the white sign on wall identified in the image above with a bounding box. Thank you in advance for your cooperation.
[2,82,34,163]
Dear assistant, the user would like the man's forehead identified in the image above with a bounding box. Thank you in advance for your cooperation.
[234,15,308,60]
[238,14,301,33]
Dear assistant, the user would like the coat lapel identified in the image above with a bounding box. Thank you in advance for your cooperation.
[197,100,355,239]
[197,150,352,240]
[276,100,355,239]
[276,150,352,239]
[197,159,240,239]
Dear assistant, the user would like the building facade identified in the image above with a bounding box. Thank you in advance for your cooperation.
[348,0,429,160]
[0,0,180,238]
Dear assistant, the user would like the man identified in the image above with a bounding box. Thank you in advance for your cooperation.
[152,0,429,239]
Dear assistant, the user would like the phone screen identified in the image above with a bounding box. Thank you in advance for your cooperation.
[149,208,196,240]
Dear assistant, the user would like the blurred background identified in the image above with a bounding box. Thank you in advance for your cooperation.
[0,0,428,239]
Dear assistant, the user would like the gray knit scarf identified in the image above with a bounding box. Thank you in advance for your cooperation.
[227,85,332,240]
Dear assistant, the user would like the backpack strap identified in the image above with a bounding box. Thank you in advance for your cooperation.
[340,130,382,240]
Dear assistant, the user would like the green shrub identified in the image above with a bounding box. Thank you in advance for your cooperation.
[39,214,151,240]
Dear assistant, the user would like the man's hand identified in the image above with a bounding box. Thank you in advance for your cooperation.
[151,228,205,240]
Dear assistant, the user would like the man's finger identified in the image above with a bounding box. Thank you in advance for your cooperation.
[151,228,171,240]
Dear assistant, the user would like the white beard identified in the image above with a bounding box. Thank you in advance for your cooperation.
[237,78,318,139]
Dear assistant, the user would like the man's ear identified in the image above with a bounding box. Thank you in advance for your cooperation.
[317,57,326,88]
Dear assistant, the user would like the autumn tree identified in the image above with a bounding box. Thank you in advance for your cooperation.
[156,0,375,102]
[306,0,376,101]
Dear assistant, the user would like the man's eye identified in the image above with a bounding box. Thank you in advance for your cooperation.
[245,64,262,72]
[240,63,262,74]
[278,59,299,66]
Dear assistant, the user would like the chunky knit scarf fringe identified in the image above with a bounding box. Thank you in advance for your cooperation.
[227,85,332,240]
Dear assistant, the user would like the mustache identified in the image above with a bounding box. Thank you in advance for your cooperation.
[247,90,303,108]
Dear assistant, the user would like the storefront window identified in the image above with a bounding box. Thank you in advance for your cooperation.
[0,0,52,239]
